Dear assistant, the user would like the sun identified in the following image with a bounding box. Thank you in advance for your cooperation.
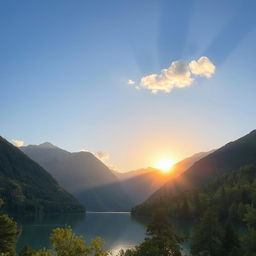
[155,158,175,173]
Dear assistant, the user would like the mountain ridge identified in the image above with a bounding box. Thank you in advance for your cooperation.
[21,144,132,211]
[0,136,85,215]
[140,129,256,204]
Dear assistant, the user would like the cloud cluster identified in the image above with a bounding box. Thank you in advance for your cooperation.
[93,151,109,163]
[80,148,109,164]
[80,148,88,152]
[12,139,24,147]
[189,56,216,78]
[131,56,215,94]
[127,79,135,85]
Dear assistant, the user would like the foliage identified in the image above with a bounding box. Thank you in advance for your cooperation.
[242,205,256,256]
[34,226,109,256]
[0,136,84,215]
[121,209,182,256]
[0,215,19,255]
[133,165,256,224]
[190,208,223,256]
[19,245,35,256]
[0,199,19,256]
[220,223,241,256]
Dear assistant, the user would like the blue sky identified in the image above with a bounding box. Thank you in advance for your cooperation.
[1,0,256,170]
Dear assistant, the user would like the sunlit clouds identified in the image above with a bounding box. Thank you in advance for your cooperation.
[12,139,24,147]
[80,148,89,152]
[131,56,215,94]
[80,148,111,166]
[127,79,135,85]
[93,151,109,163]
[189,57,216,78]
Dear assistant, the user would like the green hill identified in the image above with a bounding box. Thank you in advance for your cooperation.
[132,165,256,222]
[132,130,256,217]
[0,137,85,215]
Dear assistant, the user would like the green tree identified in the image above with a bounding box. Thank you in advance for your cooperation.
[34,226,109,256]
[242,205,256,256]
[123,209,183,256]
[19,245,35,256]
[0,199,19,256]
[190,207,223,256]
[221,223,240,256]
[34,248,53,256]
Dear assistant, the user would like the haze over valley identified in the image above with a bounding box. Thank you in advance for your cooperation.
[1,0,256,255]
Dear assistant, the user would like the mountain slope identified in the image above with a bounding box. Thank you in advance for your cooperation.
[114,151,213,205]
[133,130,256,214]
[132,164,256,221]
[21,143,132,211]
[0,137,84,215]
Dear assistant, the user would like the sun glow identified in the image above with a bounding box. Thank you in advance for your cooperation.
[155,158,175,173]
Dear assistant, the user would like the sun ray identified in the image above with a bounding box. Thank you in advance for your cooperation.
[155,158,175,173]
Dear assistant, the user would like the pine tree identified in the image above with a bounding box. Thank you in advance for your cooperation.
[242,205,256,256]
[221,223,240,256]
[190,207,223,256]
[0,215,19,255]
[0,199,19,255]
[19,244,35,256]
[133,209,183,256]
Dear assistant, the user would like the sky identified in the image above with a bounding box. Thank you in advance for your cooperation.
[1,0,256,171]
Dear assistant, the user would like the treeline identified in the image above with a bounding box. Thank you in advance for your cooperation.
[0,198,256,255]
[0,136,85,216]
[132,165,256,223]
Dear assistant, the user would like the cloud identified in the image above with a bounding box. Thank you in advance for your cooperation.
[94,151,109,163]
[132,56,215,94]
[80,148,88,152]
[12,139,24,147]
[127,79,135,85]
[189,56,216,78]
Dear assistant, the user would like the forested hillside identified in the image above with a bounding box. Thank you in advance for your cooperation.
[0,137,84,215]
[132,164,256,222]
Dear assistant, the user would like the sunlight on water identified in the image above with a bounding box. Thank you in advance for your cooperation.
[16,212,146,253]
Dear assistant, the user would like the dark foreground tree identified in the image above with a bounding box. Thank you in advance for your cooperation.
[221,223,241,256]
[190,207,223,256]
[242,205,256,256]
[121,209,183,256]
[19,245,35,256]
[0,199,19,255]
[34,226,108,256]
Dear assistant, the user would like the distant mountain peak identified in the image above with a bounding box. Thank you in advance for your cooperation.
[38,142,57,148]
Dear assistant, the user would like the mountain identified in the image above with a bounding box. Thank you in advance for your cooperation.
[170,150,215,178]
[133,130,256,215]
[133,164,256,220]
[21,143,132,211]
[113,151,213,205]
[0,137,84,215]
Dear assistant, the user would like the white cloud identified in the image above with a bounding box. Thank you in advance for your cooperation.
[132,56,215,94]
[94,151,109,163]
[127,79,135,85]
[80,148,88,152]
[189,56,216,78]
[12,139,24,147]
[141,60,193,94]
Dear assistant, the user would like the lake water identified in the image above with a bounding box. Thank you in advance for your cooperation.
[16,212,192,255]
[16,212,146,255]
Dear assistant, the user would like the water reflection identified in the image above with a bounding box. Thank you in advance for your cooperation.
[16,212,146,254]
[16,212,198,255]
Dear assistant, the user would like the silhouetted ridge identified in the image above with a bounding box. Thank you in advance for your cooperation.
[22,143,132,211]
[133,130,256,214]
[0,136,85,215]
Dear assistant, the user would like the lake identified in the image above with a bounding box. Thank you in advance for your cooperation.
[16,212,192,255]
[16,212,146,254]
